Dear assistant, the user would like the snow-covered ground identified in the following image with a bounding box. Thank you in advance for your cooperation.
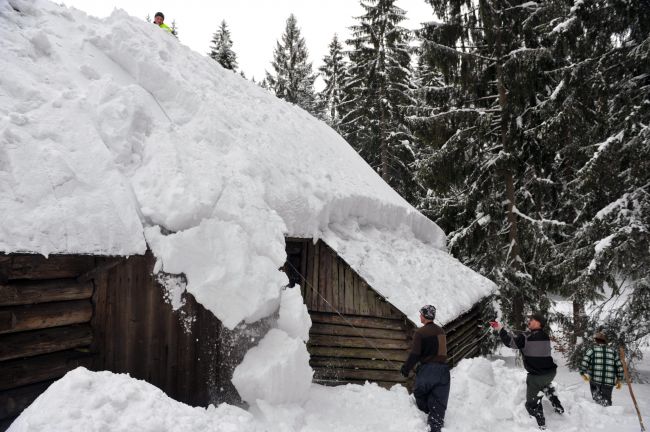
[10,345,650,432]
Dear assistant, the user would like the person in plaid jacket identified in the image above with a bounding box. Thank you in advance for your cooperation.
[579,332,624,406]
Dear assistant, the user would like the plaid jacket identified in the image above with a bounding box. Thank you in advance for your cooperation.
[579,345,624,386]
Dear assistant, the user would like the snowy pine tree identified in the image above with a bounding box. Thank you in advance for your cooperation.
[341,0,418,203]
[414,0,569,328]
[544,0,650,363]
[265,14,318,115]
[170,19,178,38]
[208,20,238,71]
[318,34,348,130]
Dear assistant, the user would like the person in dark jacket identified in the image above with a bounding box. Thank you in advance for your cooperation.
[492,313,564,430]
[400,305,449,432]
[579,331,624,406]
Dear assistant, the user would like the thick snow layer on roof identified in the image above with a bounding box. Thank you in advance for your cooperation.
[323,221,496,325]
[0,0,493,328]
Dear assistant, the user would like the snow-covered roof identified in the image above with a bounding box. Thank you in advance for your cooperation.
[0,0,495,327]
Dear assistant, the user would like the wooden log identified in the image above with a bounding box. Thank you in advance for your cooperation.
[449,344,480,366]
[309,334,410,350]
[0,381,53,421]
[310,356,401,371]
[314,367,406,383]
[0,280,93,306]
[313,378,400,390]
[310,312,405,331]
[308,346,408,362]
[444,306,481,334]
[0,349,93,391]
[0,325,93,361]
[1,255,96,281]
[448,325,479,352]
[0,300,92,334]
[447,320,481,347]
[310,323,407,340]
[311,242,320,311]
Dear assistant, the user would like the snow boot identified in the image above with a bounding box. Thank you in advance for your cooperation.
[549,395,564,414]
[525,400,546,429]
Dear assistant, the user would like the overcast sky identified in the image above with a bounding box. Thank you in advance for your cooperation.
[62,0,435,83]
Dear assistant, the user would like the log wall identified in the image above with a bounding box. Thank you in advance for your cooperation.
[0,255,96,430]
[285,239,483,388]
[0,253,248,431]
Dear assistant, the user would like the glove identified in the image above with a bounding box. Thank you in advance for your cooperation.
[615,380,622,390]
[581,374,590,382]
[400,365,409,378]
[489,321,502,331]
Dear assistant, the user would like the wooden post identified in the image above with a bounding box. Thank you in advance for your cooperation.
[619,346,646,432]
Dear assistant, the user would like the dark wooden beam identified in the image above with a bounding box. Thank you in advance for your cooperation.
[0,300,92,334]
[0,325,93,361]
[0,280,93,306]
[0,349,93,391]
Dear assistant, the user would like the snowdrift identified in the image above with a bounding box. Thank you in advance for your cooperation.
[0,0,493,330]
[10,356,648,432]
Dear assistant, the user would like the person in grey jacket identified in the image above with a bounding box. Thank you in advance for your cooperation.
[492,313,564,430]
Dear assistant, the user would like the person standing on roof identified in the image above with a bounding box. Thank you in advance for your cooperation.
[491,313,564,430]
[153,12,173,33]
[400,305,449,432]
[579,331,624,407]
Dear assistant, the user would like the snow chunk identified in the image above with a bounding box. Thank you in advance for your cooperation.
[232,329,313,405]
[7,367,257,432]
[145,217,288,330]
[277,286,312,342]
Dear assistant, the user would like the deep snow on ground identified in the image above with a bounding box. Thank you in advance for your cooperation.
[10,348,650,432]
[0,0,493,329]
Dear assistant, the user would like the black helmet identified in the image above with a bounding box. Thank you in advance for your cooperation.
[528,313,547,328]
[420,305,437,321]
[155,12,165,19]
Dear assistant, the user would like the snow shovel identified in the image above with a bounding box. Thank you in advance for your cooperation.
[619,346,646,432]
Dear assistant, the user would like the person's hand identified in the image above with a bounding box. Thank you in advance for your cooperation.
[581,374,590,382]
[615,380,622,390]
[489,321,503,331]
[400,365,409,377]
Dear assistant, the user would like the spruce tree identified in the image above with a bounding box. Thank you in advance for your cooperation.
[265,14,318,115]
[341,0,418,203]
[318,34,348,130]
[546,0,650,363]
[170,19,178,38]
[208,20,238,71]
[415,0,568,328]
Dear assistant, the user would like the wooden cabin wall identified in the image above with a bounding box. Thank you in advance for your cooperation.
[91,253,249,408]
[0,252,249,431]
[285,239,484,389]
[286,239,410,387]
[0,254,97,430]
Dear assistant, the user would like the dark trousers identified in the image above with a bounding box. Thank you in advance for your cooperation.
[590,382,613,406]
[413,363,450,432]
[525,370,563,427]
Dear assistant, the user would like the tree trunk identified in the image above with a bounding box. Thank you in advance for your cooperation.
[572,300,585,344]
[496,15,524,330]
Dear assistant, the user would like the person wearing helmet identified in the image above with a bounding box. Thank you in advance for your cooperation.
[153,12,173,33]
[400,305,449,432]
[579,331,624,406]
[491,314,564,430]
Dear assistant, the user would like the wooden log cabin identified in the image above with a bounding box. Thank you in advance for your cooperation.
[1,238,490,429]
[285,238,487,388]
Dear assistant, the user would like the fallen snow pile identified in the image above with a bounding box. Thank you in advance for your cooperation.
[0,0,493,329]
[10,354,650,432]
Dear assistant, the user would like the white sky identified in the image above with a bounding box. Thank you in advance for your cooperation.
[62,0,435,83]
